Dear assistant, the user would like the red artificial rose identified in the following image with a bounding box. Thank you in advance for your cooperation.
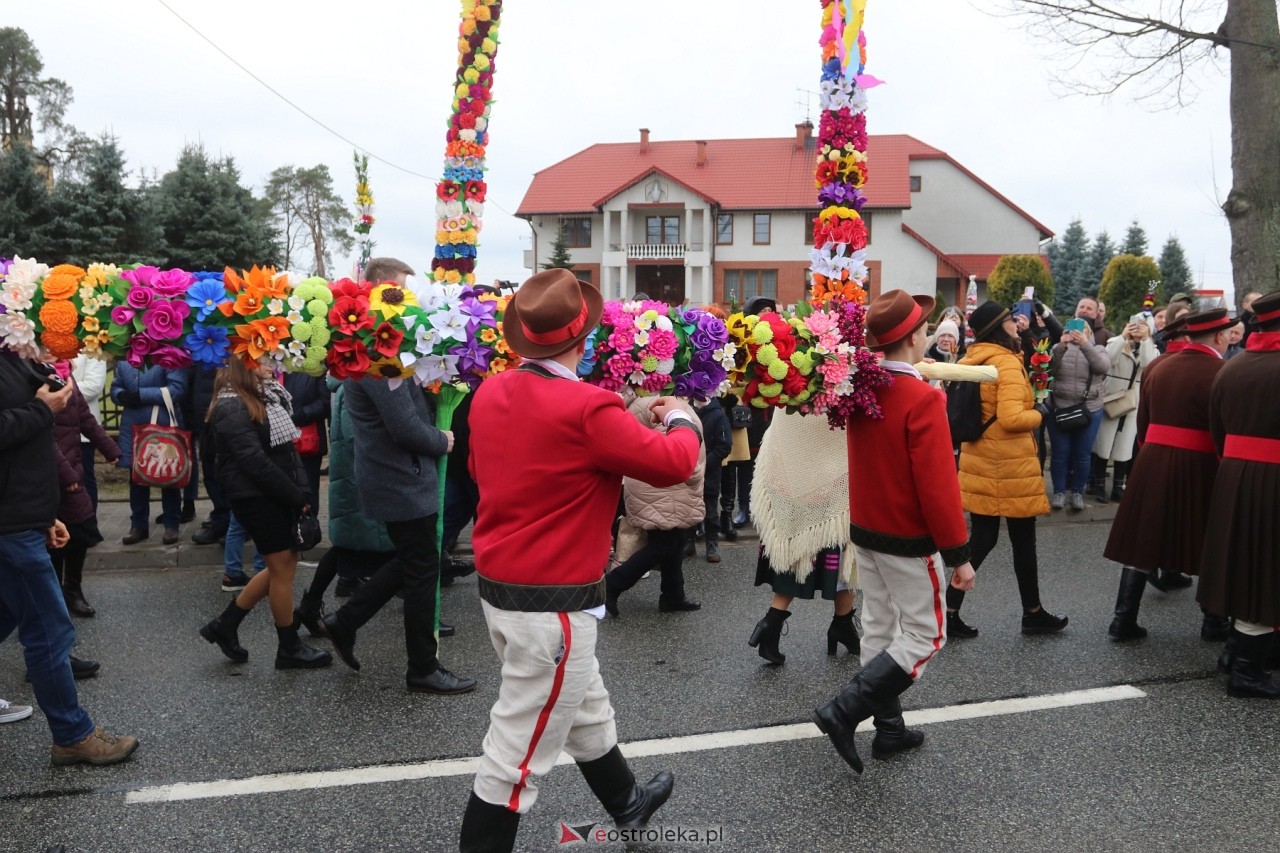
[329,295,373,335]
[782,370,810,398]
[328,337,371,380]
[371,321,404,359]
[329,277,370,301]
[465,180,487,202]
[742,377,761,405]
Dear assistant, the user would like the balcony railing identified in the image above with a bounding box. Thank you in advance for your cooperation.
[626,243,685,260]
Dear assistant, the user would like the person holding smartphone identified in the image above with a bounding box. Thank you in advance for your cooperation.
[1048,318,1111,511]
[1090,316,1158,504]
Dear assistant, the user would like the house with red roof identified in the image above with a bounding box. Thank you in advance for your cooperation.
[516,124,1052,308]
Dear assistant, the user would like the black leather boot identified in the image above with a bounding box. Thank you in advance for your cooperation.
[720,511,737,542]
[1107,567,1148,641]
[577,746,673,829]
[1227,631,1280,698]
[1086,454,1108,501]
[1219,631,1239,674]
[1109,460,1128,502]
[199,599,250,662]
[1201,610,1232,641]
[811,651,913,773]
[459,792,521,853]
[274,625,333,669]
[870,696,925,759]
[827,611,860,656]
[747,607,789,665]
[292,599,326,638]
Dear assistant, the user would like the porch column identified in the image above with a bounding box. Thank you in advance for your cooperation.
[704,264,714,304]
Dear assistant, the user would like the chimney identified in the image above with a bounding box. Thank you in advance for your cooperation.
[695,140,707,167]
[639,128,650,154]
[794,121,813,150]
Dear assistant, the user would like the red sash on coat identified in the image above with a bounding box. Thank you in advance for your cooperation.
[1223,435,1280,465]
[1145,424,1215,455]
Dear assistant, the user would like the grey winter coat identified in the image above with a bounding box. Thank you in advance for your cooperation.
[1050,339,1111,413]
[343,378,451,523]
[622,397,706,531]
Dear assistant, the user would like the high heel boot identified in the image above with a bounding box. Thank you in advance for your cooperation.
[747,607,789,665]
[827,611,860,656]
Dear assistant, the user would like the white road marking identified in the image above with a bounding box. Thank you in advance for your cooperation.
[125,684,1145,804]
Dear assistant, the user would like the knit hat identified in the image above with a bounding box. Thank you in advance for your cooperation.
[934,319,960,344]
[969,301,1011,342]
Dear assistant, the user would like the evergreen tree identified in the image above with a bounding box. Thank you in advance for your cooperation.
[540,223,575,271]
[1121,219,1148,257]
[0,141,55,256]
[1048,218,1089,315]
[1099,254,1163,325]
[1157,235,1193,299]
[151,144,277,270]
[1083,230,1117,297]
[986,254,1055,309]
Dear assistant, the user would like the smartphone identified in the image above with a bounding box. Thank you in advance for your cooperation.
[1011,300,1033,322]
[1066,318,1087,334]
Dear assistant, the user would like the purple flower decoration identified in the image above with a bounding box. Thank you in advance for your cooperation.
[0,258,12,276]
[151,268,195,298]
[144,300,190,341]
[818,182,859,206]
[459,297,497,329]
[125,286,155,311]
[152,344,193,370]
[126,334,157,368]
[450,338,490,375]
[111,305,136,326]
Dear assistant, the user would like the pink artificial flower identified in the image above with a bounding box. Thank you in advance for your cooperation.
[143,299,191,341]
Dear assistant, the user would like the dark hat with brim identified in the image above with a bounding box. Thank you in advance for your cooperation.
[1182,308,1234,337]
[866,290,935,352]
[743,296,778,317]
[1251,291,1280,329]
[968,300,1013,342]
[503,269,604,359]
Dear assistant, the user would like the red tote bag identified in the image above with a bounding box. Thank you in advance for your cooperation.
[131,386,193,489]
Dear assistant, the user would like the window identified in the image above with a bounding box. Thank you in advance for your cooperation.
[560,217,591,248]
[753,213,771,245]
[909,175,922,193]
[716,213,733,245]
[645,216,680,244]
[804,214,815,246]
[574,270,592,285]
[724,269,778,305]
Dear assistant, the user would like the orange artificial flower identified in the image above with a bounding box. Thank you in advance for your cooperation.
[49,264,88,279]
[232,317,290,363]
[39,300,80,334]
[40,273,81,301]
[41,330,82,359]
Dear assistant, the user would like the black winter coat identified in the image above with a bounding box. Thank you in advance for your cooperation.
[695,402,732,494]
[283,372,330,458]
[208,397,309,509]
[0,353,60,535]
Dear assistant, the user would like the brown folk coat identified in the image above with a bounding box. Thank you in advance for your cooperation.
[1197,347,1280,624]
[957,343,1049,518]
[1103,347,1225,574]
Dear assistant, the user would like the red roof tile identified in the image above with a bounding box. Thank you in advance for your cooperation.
[517,133,949,215]
[950,253,1051,280]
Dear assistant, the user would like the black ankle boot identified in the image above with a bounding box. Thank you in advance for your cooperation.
[292,599,326,638]
[459,792,521,852]
[945,587,978,638]
[747,607,789,665]
[1108,567,1148,641]
[1201,610,1232,641]
[1227,631,1280,698]
[812,651,913,773]
[827,611,859,656]
[720,511,737,542]
[199,599,250,662]
[577,746,673,829]
[275,625,333,669]
[870,696,925,759]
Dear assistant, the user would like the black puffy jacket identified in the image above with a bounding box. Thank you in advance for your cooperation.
[208,397,309,509]
[0,352,59,535]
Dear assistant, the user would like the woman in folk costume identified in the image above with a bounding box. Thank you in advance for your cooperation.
[748,410,859,665]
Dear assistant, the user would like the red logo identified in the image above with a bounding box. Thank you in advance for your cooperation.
[557,822,596,844]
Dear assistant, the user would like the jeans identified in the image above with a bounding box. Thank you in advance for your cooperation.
[332,516,441,677]
[224,512,265,577]
[606,527,689,603]
[0,530,95,746]
[1048,408,1104,494]
[80,443,99,509]
[129,482,181,532]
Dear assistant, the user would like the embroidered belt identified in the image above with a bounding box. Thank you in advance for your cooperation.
[478,575,606,612]
[1144,424,1215,455]
[1223,435,1280,465]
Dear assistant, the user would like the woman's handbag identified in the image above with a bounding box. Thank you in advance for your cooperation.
[729,405,752,430]
[131,387,193,489]
[1052,402,1091,432]
[1103,387,1139,419]
[294,509,322,552]
[293,422,321,457]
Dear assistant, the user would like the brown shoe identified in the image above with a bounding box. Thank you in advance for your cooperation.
[121,528,149,545]
[51,727,139,766]
[162,528,180,545]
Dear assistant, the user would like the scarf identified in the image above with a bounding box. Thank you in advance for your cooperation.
[1246,332,1280,352]
[750,411,856,586]
[218,380,299,448]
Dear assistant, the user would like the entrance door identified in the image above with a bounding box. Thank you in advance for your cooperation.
[633,265,685,304]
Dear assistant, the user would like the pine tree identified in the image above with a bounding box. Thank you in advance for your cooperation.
[1048,218,1089,315]
[541,223,575,271]
[1084,230,1117,297]
[1121,219,1148,257]
[0,141,56,256]
[1157,236,1193,299]
[264,164,353,278]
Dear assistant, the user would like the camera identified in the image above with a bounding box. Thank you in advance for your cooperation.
[35,362,67,391]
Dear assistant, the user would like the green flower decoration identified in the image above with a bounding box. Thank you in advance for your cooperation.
[309,325,331,347]
[306,298,328,318]
[757,343,779,365]
[292,321,313,343]
[751,323,774,345]
[759,382,783,397]
[767,360,789,381]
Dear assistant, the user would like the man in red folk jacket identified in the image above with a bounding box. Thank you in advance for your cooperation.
[459,269,701,851]
[812,289,976,774]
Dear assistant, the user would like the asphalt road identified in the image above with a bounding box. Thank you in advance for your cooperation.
[3,520,1276,852]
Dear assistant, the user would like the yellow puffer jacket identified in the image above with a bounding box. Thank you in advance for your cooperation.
[957,342,1050,518]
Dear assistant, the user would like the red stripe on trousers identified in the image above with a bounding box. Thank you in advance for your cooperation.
[909,555,944,679]
[508,612,573,811]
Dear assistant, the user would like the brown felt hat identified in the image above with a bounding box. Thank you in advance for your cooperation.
[865,289,935,352]
[1182,308,1234,337]
[503,269,604,359]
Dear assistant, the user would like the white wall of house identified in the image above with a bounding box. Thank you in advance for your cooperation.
[862,208,937,296]
[903,159,1043,254]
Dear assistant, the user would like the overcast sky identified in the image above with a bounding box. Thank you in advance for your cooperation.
[11,1,1236,302]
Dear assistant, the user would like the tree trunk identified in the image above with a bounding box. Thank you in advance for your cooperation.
[1223,0,1280,296]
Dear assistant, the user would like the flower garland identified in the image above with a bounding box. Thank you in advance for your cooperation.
[352,152,376,278]
[432,0,501,288]
[1029,337,1053,403]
